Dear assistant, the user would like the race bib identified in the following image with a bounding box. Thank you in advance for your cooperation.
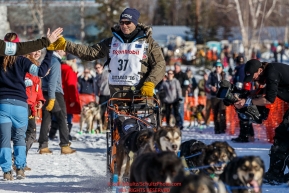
[108,37,145,86]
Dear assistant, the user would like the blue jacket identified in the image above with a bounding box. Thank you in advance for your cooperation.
[233,63,245,84]
[42,53,64,99]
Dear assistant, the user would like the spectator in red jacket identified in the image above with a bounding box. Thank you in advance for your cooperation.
[61,53,81,139]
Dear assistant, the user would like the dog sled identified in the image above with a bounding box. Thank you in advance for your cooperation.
[105,89,161,183]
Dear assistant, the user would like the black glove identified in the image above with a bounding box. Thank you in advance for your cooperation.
[223,99,231,106]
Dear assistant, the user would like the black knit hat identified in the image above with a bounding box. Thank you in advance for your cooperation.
[244,59,262,82]
[119,8,140,26]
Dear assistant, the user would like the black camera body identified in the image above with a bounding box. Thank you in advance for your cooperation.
[216,80,269,124]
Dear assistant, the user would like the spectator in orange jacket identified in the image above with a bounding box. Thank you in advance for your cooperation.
[24,49,51,170]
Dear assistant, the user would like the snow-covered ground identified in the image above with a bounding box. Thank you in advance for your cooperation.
[0,122,288,193]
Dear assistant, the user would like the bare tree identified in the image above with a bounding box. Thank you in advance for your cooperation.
[213,0,277,58]
[127,0,157,25]
[80,0,85,43]
[26,0,44,37]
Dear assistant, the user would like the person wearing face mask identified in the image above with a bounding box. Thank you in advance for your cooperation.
[46,8,166,98]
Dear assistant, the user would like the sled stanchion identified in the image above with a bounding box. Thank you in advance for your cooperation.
[106,90,161,185]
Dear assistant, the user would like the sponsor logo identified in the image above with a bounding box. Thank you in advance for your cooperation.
[122,14,132,19]
[246,72,251,76]
[113,50,140,55]
[135,44,142,48]
[124,124,134,131]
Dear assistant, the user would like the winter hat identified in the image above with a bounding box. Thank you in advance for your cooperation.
[244,59,262,82]
[119,8,140,26]
[214,61,223,68]
[174,62,181,66]
[4,32,20,43]
[66,53,78,60]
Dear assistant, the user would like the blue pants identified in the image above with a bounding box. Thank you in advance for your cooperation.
[0,99,28,172]
[179,100,184,127]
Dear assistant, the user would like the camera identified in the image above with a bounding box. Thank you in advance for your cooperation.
[216,80,249,105]
[217,80,269,124]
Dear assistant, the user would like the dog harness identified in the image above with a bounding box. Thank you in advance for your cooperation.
[154,142,161,153]
[108,37,145,86]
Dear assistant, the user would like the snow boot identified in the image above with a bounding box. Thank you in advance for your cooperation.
[16,169,25,180]
[39,147,53,154]
[24,166,31,171]
[68,123,76,141]
[3,170,13,181]
[231,136,249,143]
[61,143,76,155]
[231,120,251,142]
[263,143,288,185]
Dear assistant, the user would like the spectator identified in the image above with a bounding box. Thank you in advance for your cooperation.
[78,68,95,95]
[38,50,76,155]
[0,31,55,180]
[24,49,48,171]
[198,71,207,97]
[231,55,254,142]
[49,54,81,141]
[160,70,183,128]
[206,61,227,134]
[174,62,189,129]
[201,72,212,126]
[94,62,110,130]
[185,68,197,97]
[183,48,196,65]
[234,59,289,184]
[61,53,81,139]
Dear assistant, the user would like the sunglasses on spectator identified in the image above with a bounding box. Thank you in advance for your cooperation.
[120,21,132,25]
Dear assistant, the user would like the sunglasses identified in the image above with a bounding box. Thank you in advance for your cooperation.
[120,21,132,25]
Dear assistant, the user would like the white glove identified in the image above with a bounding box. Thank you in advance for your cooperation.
[25,78,33,87]
[95,96,99,104]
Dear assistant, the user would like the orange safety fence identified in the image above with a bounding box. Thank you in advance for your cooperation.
[36,94,96,124]
[35,93,287,143]
[184,95,213,122]
[72,94,95,123]
[184,96,288,143]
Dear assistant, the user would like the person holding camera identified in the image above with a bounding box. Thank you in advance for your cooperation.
[206,61,228,134]
[234,59,289,185]
[231,55,254,142]
[160,70,183,128]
